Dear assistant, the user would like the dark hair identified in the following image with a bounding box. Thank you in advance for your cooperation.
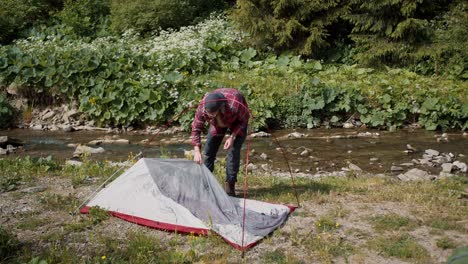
[204,92,225,112]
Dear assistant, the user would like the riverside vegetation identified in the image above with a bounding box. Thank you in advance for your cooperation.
[0,156,467,263]
[0,16,466,131]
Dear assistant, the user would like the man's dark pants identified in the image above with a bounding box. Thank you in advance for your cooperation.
[203,127,247,183]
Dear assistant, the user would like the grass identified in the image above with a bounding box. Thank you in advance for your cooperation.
[436,236,457,249]
[0,156,467,263]
[370,234,429,263]
[369,213,415,232]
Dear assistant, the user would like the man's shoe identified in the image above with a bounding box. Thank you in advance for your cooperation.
[224,181,236,196]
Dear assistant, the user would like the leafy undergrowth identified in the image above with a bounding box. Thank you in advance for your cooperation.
[0,157,467,263]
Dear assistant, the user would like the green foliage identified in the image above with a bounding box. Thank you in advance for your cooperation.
[205,63,467,131]
[0,16,243,127]
[419,1,468,79]
[0,15,465,130]
[109,0,226,34]
[0,0,49,44]
[56,0,110,37]
[231,0,351,57]
[0,156,61,192]
[0,225,19,261]
[0,94,14,128]
[347,0,451,68]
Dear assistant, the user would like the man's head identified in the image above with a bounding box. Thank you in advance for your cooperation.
[204,92,225,115]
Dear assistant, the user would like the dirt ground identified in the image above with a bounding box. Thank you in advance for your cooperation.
[1,174,467,264]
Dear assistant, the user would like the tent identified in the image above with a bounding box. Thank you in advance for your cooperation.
[80,158,295,250]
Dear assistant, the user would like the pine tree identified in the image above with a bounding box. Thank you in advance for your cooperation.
[231,0,351,57]
[347,0,452,67]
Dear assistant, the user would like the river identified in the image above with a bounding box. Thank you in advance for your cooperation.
[1,128,467,175]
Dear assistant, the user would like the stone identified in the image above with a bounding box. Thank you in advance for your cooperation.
[425,149,440,157]
[370,157,379,162]
[73,145,105,156]
[42,110,56,120]
[6,82,19,95]
[63,125,75,132]
[261,164,271,171]
[31,124,43,130]
[439,172,455,178]
[391,166,404,172]
[250,131,271,138]
[343,122,354,129]
[63,109,80,122]
[20,186,47,193]
[419,158,432,166]
[300,150,309,156]
[400,163,414,167]
[247,163,258,172]
[288,132,306,138]
[0,148,7,155]
[434,156,450,164]
[453,161,467,173]
[348,163,362,171]
[66,160,84,166]
[441,163,453,173]
[397,168,433,181]
[260,153,268,160]
[357,132,380,137]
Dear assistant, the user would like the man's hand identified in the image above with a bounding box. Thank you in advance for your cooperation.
[224,135,235,150]
[194,146,203,164]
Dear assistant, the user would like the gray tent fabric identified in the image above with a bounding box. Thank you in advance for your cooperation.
[81,158,294,249]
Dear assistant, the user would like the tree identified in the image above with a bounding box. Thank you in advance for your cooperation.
[231,0,351,57]
[347,0,452,68]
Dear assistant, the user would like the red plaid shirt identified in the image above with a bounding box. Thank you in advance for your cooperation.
[191,88,250,147]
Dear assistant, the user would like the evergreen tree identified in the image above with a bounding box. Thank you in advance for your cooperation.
[347,0,452,67]
[231,0,351,57]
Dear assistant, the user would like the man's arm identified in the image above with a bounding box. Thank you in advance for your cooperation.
[191,100,206,164]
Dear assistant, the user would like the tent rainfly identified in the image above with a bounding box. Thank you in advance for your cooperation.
[80,158,295,250]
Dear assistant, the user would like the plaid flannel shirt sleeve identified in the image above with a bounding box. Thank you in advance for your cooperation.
[231,94,250,137]
[191,100,206,147]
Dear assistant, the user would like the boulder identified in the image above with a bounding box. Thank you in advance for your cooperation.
[397,168,435,181]
[250,131,271,138]
[453,161,467,173]
[441,163,453,173]
[73,145,105,157]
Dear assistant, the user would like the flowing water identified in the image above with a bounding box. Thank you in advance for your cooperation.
[1,128,467,175]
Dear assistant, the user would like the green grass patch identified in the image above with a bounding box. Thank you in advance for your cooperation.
[370,234,429,262]
[428,218,465,231]
[369,213,415,232]
[304,232,354,263]
[15,212,47,231]
[0,225,19,262]
[436,236,457,249]
[39,192,79,212]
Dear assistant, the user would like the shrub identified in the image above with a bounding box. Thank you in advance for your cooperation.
[110,0,226,34]
[0,94,14,128]
[0,0,48,44]
[56,0,111,37]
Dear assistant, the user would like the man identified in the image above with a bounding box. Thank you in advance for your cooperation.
[191,88,250,196]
